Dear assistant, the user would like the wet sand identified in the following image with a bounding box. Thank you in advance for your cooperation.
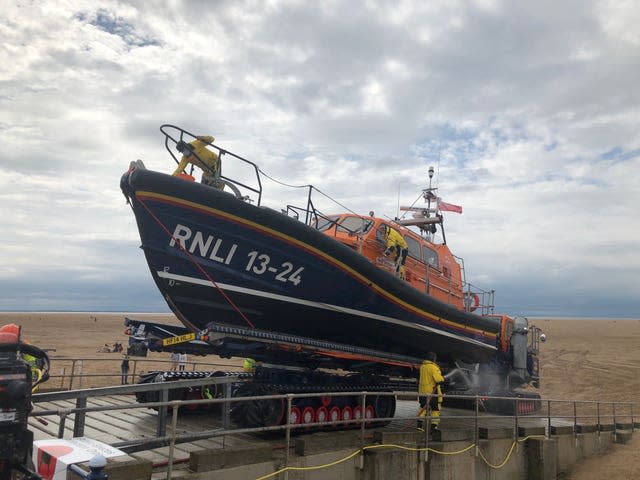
[3,312,639,478]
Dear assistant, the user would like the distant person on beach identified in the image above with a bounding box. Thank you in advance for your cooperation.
[173,135,223,188]
[121,354,130,385]
[178,352,187,371]
[418,351,444,431]
[170,352,179,371]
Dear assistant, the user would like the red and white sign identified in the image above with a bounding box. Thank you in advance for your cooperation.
[33,437,125,480]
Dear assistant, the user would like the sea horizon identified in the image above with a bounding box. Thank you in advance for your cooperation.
[1,311,638,321]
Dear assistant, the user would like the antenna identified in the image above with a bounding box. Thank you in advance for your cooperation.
[427,166,434,213]
[397,166,442,240]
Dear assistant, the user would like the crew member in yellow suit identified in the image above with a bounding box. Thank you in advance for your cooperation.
[243,358,257,373]
[174,135,223,189]
[0,323,43,391]
[418,351,444,430]
[383,225,409,279]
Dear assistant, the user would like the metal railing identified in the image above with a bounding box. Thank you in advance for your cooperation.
[160,124,263,206]
[31,383,639,479]
[44,357,241,390]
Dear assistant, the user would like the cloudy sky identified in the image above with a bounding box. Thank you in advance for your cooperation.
[1,0,638,317]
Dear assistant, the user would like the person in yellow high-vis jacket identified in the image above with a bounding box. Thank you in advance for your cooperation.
[0,323,43,391]
[243,358,257,373]
[383,225,408,279]
[418,352,444,430]
[174,135,223,188]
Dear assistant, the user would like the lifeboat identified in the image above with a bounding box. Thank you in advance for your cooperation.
[121,125,504,366]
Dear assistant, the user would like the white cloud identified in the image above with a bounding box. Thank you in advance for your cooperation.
[0,0,638,316]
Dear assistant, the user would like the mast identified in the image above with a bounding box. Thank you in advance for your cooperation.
[397,166,444,243]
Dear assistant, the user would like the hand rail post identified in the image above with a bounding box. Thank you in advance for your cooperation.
[166,401,179,480]
[424,393,430,465]
[305,186,313,225]
[285,394,293,480]
[157,387,169,437]
[514,398,519,451]
[78,360,84,389]
[614,401,617,425]
[360,393,366,448]
[222,383,231,430]
[573,401,578,446]
[73,397,87,437]
[58,411,67,439]
[69,360,76,390]
[547,399,551,439]
[474,395,479,456]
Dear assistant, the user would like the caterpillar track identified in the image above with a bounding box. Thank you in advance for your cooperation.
[135,370,250,411]
[134,367,412,430]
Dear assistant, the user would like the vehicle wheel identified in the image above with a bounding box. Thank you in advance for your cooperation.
[372,394,396,426]
[341,406,353,424]
[302,406,315,425]
[364,405,376,423]
[329,406,341,426]
[353,405,363,421]
[230,386,285,428]
[289,406,302,425]
[315,406,329,425]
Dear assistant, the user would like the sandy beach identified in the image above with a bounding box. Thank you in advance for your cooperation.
[2,312,639,478]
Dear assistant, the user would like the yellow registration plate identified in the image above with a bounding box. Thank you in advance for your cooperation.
[162,332,196,346]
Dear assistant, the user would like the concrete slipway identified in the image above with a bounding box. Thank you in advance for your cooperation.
[30,391,637,480]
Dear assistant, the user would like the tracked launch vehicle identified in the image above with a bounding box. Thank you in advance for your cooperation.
[120,125,544,429]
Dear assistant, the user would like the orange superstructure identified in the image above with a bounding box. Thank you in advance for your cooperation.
[315,214,530,361]
[316,214,466,311]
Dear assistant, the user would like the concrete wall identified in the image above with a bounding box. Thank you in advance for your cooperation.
[474,438,525,480]
[171,428,628,480]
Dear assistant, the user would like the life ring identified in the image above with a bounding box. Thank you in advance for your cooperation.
[465,292,480,312]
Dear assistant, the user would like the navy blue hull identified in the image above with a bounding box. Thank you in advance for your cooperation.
[122,169,500,364]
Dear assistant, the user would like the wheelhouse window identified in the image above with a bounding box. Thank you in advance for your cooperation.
[314,215,339,231]
[423,246,438,268]
[336,216,373,234]
[404,235,421,260]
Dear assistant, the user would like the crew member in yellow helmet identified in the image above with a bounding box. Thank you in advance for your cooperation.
[418,351,444,431]
[174,135,223,189]
[383,225,409,279]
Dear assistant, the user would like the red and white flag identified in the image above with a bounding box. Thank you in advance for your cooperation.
[437,198,463,214]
